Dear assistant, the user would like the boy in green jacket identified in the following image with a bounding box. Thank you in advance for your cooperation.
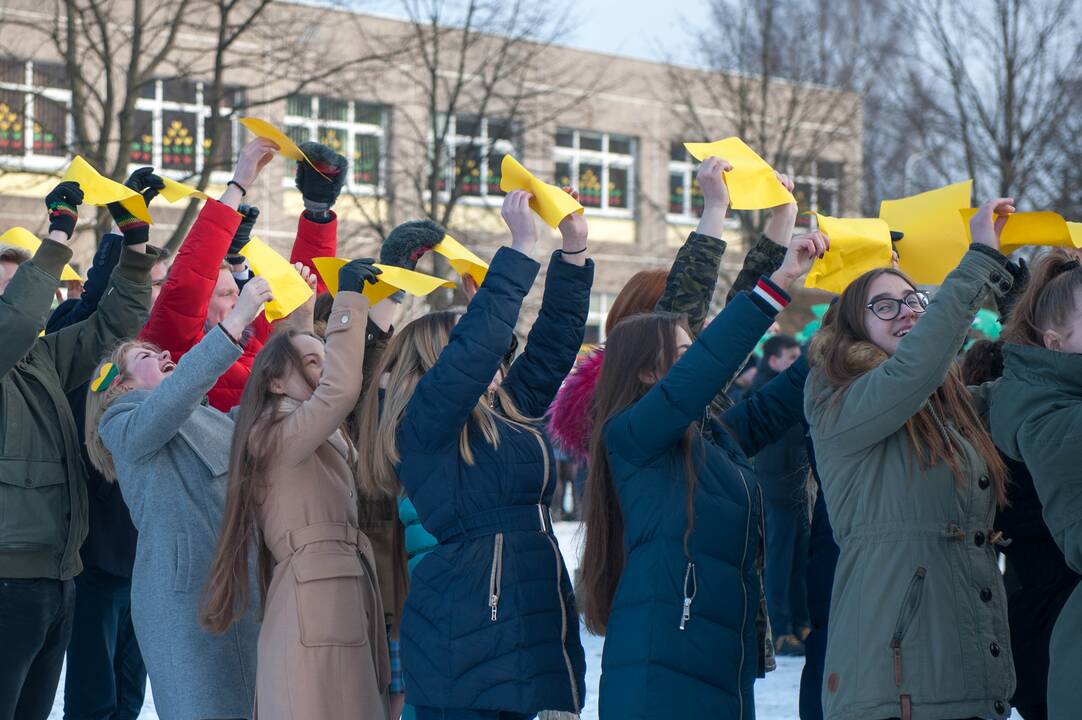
[0,181,158,720]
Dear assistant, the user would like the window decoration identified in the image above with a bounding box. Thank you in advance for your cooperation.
[553,128,635,214]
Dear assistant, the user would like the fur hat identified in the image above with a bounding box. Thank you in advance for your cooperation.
[380,219,446,271]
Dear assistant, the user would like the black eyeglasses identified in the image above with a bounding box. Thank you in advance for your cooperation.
[866,291,929,321]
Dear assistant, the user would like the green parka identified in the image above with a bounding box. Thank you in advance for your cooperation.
[805,247,1016,720]
[990,343,1082,720]
[0,238,154,580]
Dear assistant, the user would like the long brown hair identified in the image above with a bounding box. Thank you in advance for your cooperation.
[355,312,539,498]
[580,312,697,634]
[809,267,1009,505]
[605,270,668,336]
[1002,250,1082,348]
[202,330,320,634]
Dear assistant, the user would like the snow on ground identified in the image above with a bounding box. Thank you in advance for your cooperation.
[49,521,1017,719]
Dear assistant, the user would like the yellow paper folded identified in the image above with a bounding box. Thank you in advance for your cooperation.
[238,237,314,321]
[499,155,584,228]
[0,227,81,281]
[878,180,973,286]
[61,156,152,224]
[683,137,796,211]
[804,214,893,294]
[238,118,330,181]
[159,177,208,203]
[1070,223,1082,249]
[312,257,454,305]
[958,209,1082,255]
[433,234,488,284]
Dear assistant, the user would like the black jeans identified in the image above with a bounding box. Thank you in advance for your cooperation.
[0,577,76,720]
[63,566,147,720]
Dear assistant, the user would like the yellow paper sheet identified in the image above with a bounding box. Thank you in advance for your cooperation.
[312,257,454,305]
[61,156,152,224]
[0,227,82,281]
[1070,223,1082,249]
[433,234,488,284]
[683,137,796,211]
[239,117,331,181]
[159,177,208,203]
[499,155,584,228]
[238,237,314,321]
[958,209,1080,255]
[878,180,973,285]
[804,214,893,294]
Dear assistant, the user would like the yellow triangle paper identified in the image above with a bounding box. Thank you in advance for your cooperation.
[804,214,893,294]
[61,156,152,224]
[499,155,584,228]
[433,234,488,284]
[312,257,454,305]
[1070,223,1082,249]
[238,236,314,321]
[159,177,208,203]
[0,227,81,281]
[238,118,330,181]
[879,180,972,285]
[683,137,796,210]
[959,209,1079,255]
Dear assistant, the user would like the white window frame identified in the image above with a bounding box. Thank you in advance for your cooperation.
[0,60,72,172]
[432,114,516,206]
[667,145,701,224]
[130,80,238,183]
[284,95,388,196]
[553,129,636,218]
[586,291,617,344]
[790,159,841,224]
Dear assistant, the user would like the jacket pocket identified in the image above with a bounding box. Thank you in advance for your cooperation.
[488,532,505,622]
[0,459,67,551]
[890,566,927,687]
[174,533,190,592]
[292,551,370,647]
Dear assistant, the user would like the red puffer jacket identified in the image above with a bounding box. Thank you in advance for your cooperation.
[140,200,338,411]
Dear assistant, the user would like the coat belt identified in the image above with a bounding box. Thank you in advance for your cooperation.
[443,504,553,542]
[269,521,369,559]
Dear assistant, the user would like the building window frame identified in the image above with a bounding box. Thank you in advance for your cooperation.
[431,113,517,206]
[554,128,636,218]
[0,59,72,171]
[585,291,617,345]
[667,143,703,223]
[788,159,842,226]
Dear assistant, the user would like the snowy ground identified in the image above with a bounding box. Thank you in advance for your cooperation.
[49,520,1017,719]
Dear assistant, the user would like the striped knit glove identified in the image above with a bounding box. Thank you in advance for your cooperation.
[107,167,164,246]
[44,181,83,239]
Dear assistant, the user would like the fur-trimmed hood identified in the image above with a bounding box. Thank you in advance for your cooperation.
[807,323,889,384]
[546,346,605,464]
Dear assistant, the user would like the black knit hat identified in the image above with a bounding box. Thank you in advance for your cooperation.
[380,219,446,271]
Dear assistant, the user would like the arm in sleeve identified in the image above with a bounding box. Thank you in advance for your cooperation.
[654,231,726,335]
[46,233,123,333]
[721,354,809,457]
[0,238,70,378]
[726,234,788,305]
[290,211,338,295]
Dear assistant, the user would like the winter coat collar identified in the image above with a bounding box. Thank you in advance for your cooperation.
[807,324,890,382]
[546,346,605,464]
[1002,343,1082,394]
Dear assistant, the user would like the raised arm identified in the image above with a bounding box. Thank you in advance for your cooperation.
[46,233,122,333]
[721,354,809,457]
[292,140,348,294]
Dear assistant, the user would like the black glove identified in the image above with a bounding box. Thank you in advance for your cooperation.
[338,258,381,294]
[998,257,1030,321]
[125,166,165,205]
[227,205,260,262]
[295,141,348,216]
[45,181,83,238]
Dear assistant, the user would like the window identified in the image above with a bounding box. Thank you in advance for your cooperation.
[667,143,704,221]
[433,114,516,200]
[284,95,387,192]
[554,129,635,214]
[0,58,70,166]
[584,292,617,345]
[131,79,244,177]
[789,159,842,227]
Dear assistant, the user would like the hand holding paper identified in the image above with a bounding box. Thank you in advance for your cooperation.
[499,155,583,228]
[239,119,330,182]
[959,208,1078,255]
[804,214,893,294]
[238,237,314,321]
[61,157,151,224]
[433,234,489,284]
[683,138,795,210]
[312,257,454,305]
[0,227,81,281]
[223,276,274,339]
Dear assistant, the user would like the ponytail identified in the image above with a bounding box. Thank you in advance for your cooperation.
[1002,251,1082,347]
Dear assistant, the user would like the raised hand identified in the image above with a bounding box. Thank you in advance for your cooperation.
[125,167,166,206]
[558,187,588,266]
[501,190,538,255]
[221,275,273,340]
[295,141,349,213]
[228,138,279,196]
[338,258,382,294]
[771,230,828,288]
[283,262,319,331]
[228,205,260,258]
[763,172,799,247]
[970,198,1015,250]
[45,181,83,240]
[697,157,733,211]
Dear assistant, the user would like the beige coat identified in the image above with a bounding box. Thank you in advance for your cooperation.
[255,291,390,720]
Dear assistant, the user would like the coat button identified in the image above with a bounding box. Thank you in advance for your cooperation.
[978,475,990,490]
[980,588,993,602]
[340,315,349,324]
[990,641,1001,657]
[994,700,1006,714]
[974,531,986,547]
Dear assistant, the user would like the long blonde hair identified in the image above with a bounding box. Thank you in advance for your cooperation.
[85,340,163,482]
[356,311,538,498]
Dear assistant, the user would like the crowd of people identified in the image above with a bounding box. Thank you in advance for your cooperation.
[0,131,1079,720]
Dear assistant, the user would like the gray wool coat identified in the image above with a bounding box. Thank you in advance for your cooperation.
[100,327,259,720]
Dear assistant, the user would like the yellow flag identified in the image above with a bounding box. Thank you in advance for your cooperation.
[238,237,314,321]
[1070,222,1082,249]
[804,214,893,294]
[878,180,972,285]
[683,137,796,210]
[61,156,152,224]
[433,234,488,284]
[312,257,454,304]
[158,177,207,203]
[0,227,82,281]
[499,155,584,228]
[238,118,331,181]
[958,209,1081,255]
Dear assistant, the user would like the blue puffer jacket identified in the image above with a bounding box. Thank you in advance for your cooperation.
[599,281,808,720]
[398,247,592,715]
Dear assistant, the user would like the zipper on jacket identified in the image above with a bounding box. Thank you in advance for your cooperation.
[488,533,504,622]
[890,567,927,687]
[534,432,581,712]
[679,561,697,630]
[735,468,753,720]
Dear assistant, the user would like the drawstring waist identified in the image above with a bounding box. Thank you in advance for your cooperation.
[443,504,554,542]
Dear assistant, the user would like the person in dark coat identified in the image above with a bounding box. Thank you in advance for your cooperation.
[356,189,593,719]
[752,334,811,655]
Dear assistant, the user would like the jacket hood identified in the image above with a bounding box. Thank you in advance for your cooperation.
[806,324,889,395]
[546,346,605,464]
[1002,342,1082,392]
[995,343,1082,458]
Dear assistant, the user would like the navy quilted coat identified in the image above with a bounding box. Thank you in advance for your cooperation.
[398,247,592,714]
[599,285,808,720]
